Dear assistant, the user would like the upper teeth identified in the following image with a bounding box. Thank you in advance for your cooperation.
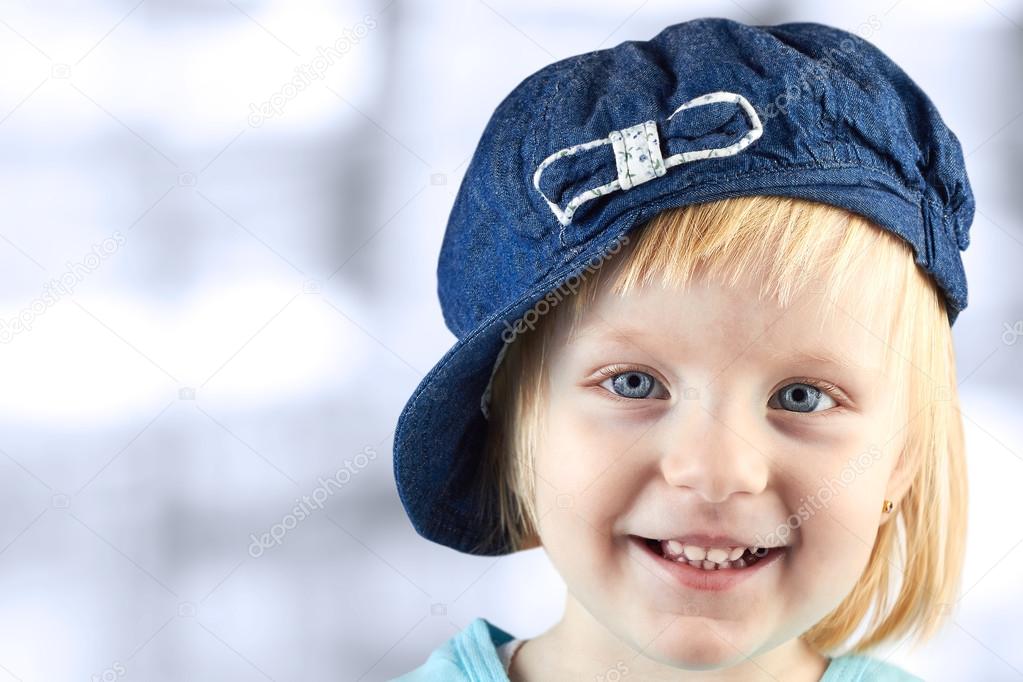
[661,540,754,564]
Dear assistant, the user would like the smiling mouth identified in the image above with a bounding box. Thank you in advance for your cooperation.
[633,535,787,571]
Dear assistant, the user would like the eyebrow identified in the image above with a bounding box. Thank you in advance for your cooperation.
[764,346,875,372]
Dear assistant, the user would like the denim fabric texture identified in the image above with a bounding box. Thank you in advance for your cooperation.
[393,17,975,556]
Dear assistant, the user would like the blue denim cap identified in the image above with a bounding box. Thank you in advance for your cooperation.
[394,17,975,556]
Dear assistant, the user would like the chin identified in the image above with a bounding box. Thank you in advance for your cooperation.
[636,618,764,670]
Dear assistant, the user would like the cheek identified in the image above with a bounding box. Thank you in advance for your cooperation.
[783,442,897,600]
[533,397,646,549]
[535,393,645,497]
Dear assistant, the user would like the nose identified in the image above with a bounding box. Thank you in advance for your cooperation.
[658,402,770,503]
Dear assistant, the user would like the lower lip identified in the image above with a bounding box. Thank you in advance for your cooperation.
[627,535,787,592]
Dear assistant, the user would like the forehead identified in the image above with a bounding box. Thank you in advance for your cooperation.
[567,266,892,376]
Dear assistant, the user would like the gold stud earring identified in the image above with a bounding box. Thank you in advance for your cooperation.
[881,499,894,514]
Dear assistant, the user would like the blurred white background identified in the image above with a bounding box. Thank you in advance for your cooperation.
[0,0,1020,680]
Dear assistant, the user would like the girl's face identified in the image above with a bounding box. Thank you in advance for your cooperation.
[531,263,915,677]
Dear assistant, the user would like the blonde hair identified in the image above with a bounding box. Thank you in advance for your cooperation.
[477,194,967,655]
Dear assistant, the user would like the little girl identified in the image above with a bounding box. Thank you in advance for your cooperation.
[392,17,973,681]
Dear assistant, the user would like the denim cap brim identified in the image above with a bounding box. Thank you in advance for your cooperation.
[394,17,974,556]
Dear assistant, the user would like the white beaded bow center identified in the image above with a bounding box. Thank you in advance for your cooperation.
[532,91,764,227]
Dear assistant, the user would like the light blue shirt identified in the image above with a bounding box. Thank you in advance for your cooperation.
[393,617,924,681]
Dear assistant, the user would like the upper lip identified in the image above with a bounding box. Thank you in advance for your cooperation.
[634,532,787,549]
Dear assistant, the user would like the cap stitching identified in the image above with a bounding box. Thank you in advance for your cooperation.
[542,152,940,242]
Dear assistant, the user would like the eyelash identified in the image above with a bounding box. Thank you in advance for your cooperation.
[593,364,848,418]
[594,365,667,403]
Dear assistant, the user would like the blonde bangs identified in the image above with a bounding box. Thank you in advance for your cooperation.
[565,196,908,370]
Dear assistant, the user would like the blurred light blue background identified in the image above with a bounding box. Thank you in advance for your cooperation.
[0,1,1020,680]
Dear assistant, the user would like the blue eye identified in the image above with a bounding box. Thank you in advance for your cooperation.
[771,382,838,413]
[601,370,663,399]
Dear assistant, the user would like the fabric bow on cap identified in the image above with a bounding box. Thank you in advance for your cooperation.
[532,91,765,227]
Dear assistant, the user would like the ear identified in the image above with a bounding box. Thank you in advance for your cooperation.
[880,447,916,525]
